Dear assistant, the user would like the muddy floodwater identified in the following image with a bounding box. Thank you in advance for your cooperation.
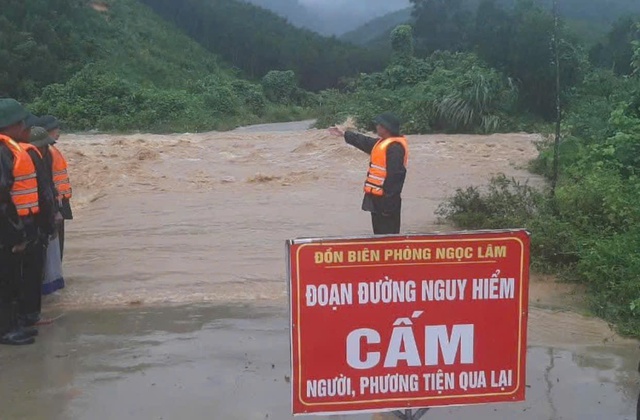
[0,121,637,419]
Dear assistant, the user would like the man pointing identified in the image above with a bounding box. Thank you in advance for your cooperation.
[329,113,408,235]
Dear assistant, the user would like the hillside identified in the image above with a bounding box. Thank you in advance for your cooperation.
[341,8,413,46]
[0,0,230,102]
[2,0,316,132]
[243,0,410,36]
[536,0,640,25]
[241,0,317,33]
[469,0,640,24]
[140,0,386,91]
[342,0,640,49]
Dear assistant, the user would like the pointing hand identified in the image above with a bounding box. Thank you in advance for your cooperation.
[328,127,344,137]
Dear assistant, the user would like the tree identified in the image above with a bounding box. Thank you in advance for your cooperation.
[410,0,472,54]
[551,0,561,196]
[632,23,640,76]
[391,25,414,65]
[589,17,640,76]
[472,0,585,120]
[0,0,97,100]
[262,70,297,104]
[474,0,513,68]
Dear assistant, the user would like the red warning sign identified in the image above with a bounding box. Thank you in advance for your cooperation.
[287,230,530,415]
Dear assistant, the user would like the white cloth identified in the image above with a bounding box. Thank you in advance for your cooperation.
[42,237,64,295]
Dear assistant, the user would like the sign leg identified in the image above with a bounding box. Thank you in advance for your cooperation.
[392,408,429,420]
[413,408,430,419]
[392,410,408,420]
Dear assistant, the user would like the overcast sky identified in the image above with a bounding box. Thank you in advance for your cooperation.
[300,0,410,11]
[245,0,411,36]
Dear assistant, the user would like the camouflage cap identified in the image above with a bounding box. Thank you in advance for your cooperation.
[38,115,60,131]
[26,114,60,131]
[25,113,40,129]
[373,112,401,136]
[0,98,29,129]
[28,126,56,147]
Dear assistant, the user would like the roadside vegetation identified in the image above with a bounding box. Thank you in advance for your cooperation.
[419,2,640,336]
[319,0,640,336]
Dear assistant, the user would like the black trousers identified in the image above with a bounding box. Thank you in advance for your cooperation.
[371,212,401,235]
[18,240,46,324]
[59,220,65,261]
[0,248,19,335]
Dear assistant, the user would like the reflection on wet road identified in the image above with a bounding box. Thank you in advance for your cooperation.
[0,306,637,420]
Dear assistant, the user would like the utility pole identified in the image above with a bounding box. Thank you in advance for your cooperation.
[551,0,561,197]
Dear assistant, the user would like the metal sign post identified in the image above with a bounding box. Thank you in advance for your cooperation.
[392,408,429,420]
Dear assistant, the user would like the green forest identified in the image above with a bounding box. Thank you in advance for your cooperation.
[1,0,389,132]
[3,0,640,335]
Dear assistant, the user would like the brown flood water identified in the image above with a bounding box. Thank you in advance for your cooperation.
[0,121,637,419]
[52,120,544,307]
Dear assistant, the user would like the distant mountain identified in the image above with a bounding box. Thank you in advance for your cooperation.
[243,0,411,36]
[243,0,317,32]
[141,0,386,91]
[341,8,413,46]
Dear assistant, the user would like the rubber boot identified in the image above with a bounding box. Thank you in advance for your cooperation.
[3,301,35,345]
[20,327,38,337]
[16,311,39,337]
[0,329,35,345]
[18,313,41,328]
[17,324,38,337]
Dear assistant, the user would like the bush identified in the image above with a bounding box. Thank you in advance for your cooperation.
[31,66,143,130]
[555,168,640,235]
[436,174,544,230]
[262,70,298,105]
[576,230,640,335]
[438,157,640,335]
[231,80,267,116]
[316,52,520,134]
[315,89,353,128]
[29,63,317,132]
[203,84,242,116]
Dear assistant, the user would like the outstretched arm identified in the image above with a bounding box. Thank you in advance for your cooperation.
[327,127,378,154]
[344,131,378,154]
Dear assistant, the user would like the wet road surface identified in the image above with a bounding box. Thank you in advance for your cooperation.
[0,122,637,419]
[0,305,637,420]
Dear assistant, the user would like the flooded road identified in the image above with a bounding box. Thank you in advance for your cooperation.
[0,121,637,419]
[50,122,543,307]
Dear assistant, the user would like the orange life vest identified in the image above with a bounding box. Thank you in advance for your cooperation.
[49,145,72,201]
[364,136,409,197]
[0,134,40,216]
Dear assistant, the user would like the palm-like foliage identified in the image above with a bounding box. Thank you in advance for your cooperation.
[437,70,517,133]
[317,51,519,134]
